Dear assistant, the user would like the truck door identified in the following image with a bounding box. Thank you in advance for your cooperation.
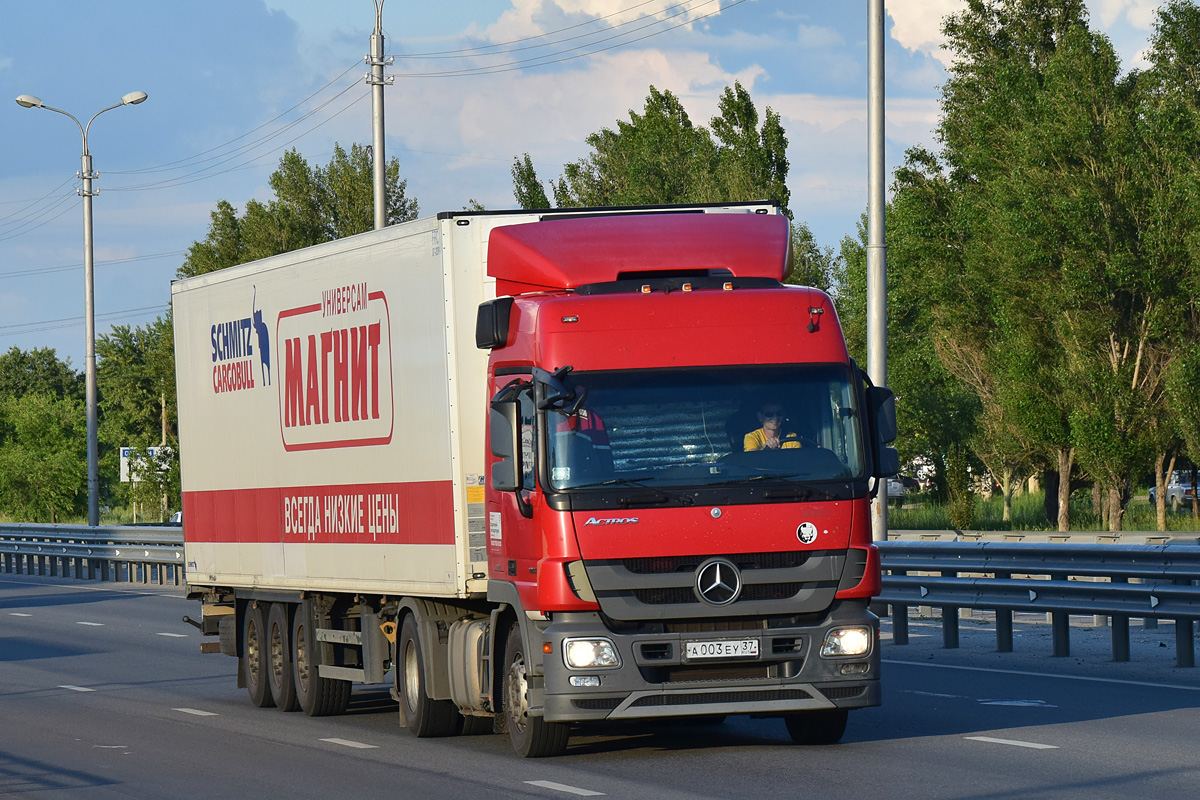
[487,375,540,604]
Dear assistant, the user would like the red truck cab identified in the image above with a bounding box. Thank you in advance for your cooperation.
[477,209,896,755]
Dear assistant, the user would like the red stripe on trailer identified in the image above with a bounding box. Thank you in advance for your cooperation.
[182,481,455,545]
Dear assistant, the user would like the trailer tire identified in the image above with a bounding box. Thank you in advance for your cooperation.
[503,623,569,758]
[784,709,848,745]
[292,605,350,716]
[267,603,299,711]
[243,603,275,708]
[397,615,461,737]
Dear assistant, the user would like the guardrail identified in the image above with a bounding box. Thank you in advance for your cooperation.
[3,524,1198,668]
[877,540,1200,668]
[0,523,184,586]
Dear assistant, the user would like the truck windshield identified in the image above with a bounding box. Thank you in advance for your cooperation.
[546,365,865,492]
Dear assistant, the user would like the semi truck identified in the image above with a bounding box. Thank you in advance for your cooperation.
[172,202,898,757]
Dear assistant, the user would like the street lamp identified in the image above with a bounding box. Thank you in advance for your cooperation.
[15,90,149,527]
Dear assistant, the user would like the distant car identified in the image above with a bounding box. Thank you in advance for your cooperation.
[1149,472,1196,511]
[887,477,905,506]
[168,511,182,526]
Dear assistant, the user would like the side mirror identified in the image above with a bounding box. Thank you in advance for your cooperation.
[866,386,897,445]
[490,401,520,492]
[878,446,899,478]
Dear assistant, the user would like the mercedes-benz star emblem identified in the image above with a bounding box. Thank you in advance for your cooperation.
[695,558,742,606]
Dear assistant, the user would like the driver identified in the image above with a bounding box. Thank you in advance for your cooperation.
[744,402,801,451]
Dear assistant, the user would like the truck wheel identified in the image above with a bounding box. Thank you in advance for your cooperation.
[397,615,461,737]
[267,603,299,711]
[784,709,848,745]
[503,623,569,758]
[243,603,275,708]
[291,605,350,716]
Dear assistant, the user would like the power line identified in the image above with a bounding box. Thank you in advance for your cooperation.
[390,0,743,78]
[0,305,167,338]
[0,251,185,281]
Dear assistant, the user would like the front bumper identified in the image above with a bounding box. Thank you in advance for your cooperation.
[541,600,879,723]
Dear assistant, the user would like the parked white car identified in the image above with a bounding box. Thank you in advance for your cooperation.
[1149,472,1196,511]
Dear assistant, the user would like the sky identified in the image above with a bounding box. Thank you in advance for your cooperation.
[0,0,1172,368]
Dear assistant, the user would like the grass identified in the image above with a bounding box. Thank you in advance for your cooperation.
[891,489,1200,533]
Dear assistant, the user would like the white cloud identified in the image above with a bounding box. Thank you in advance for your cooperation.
[887,0,963,67]
[797,24,845,49]
[1091,0,1161,28]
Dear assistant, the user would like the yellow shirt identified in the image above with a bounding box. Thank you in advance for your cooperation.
[744,429,801,451]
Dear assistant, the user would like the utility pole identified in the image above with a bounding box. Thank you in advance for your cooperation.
[367,0,395,230]
[867,0,889,542]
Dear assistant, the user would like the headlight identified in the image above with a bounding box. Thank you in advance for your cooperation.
[821,626,872,657]
[563,638,621,669]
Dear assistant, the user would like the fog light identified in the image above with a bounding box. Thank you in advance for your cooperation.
[822,626,872,657]
[569,675,601,687]
[563,638,620,669]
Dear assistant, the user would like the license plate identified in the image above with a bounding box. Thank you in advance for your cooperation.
[684,639,759,660]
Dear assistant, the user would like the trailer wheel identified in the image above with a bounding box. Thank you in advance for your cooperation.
[243,603,275,708]
[503,623,569,758]
[267,603,299,711]
[397,615,460,737]
[291,604,350,716]
[784,709,848,745]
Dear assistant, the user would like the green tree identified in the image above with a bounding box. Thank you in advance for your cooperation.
[516,82,791,216]
[179,143,418,278]
[97,316,178,514]
[0,346,83,403]
[0,392,86,522]
[1133,0,1200,526]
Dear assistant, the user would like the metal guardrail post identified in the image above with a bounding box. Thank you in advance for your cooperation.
[1178,618,1196,669]
[892,602,909,645]
[996,608,1014,653]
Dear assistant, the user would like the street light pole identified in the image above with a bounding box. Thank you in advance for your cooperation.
[15,90,148,527]
[866,0,888,542]
[367,0,394,230]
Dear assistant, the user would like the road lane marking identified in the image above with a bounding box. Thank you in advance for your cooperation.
[965,736,1058,750]
[0,577,186,599]
[979,699,1056,707]
[10,612,32,617]
[319,738,378,749]
[156,632,188,638]
[60,685,95,692]
[884,659,1200,692]
[524,781,606,797]
[76,621,104,626]
[174,708,218,717]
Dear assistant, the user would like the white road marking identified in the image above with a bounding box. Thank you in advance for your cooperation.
[0,577,185,599]
[965,736,1058,750]
[173,708,218,717]
[979,699,1056,708]
[524,781,606,797]
[10,612,32,617]
[902,690,963,699]
[156,632,188,638]
[60,685,95,692]
[319,738,378,749]
[76,621,104,626]
[884,659,1200,692]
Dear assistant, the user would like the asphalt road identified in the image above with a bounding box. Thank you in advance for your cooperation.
[2,573,1198,800]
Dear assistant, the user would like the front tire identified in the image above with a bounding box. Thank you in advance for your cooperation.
[291,604,350,716]
[785,709,848,745]
[243,603,275,708]
[504,623,569,758]
[267,603,299,711]
[397,615,461,737]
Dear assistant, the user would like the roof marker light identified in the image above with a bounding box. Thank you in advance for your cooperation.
[682,283,693,292]
[723,282,734,291]
[562,315,579,323]
[641,284,652,294]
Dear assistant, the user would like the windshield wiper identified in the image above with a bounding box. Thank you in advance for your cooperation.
[565,477,694,507]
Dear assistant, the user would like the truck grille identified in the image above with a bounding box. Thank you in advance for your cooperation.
[585,551,844,621]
